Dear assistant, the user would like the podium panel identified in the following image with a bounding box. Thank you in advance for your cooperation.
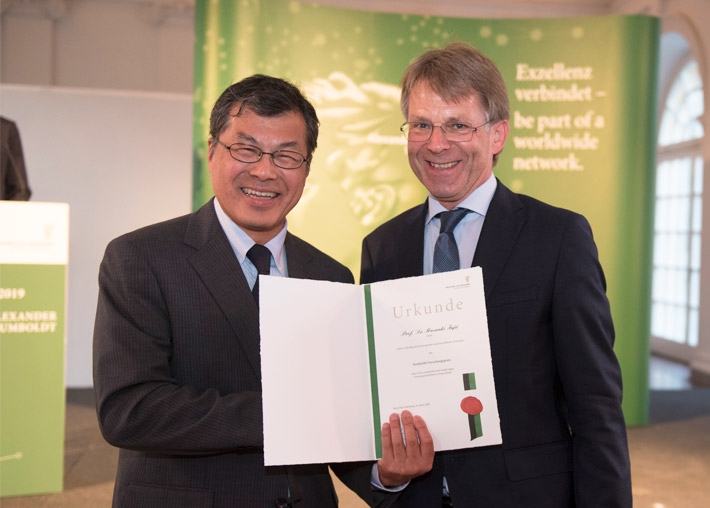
[0,201,69,497]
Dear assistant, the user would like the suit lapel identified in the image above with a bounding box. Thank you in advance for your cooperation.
[184,201,262,378]
[395,204,428,279]
[472,181,526,301]
[404,205,428,277]
[283,233,313,279]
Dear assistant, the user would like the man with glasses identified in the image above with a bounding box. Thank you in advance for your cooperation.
[361,43,632,507]
[93,74,432,508]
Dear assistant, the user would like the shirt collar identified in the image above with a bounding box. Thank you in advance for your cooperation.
[426,173,497,224]
[213,198,288,274]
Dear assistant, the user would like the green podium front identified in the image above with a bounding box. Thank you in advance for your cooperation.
[1,201,69,497]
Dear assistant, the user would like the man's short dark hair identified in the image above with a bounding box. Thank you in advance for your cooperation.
[209,74,319,158]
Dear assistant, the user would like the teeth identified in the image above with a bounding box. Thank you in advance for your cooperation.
[243,188,277,198]
[430,161,457,169]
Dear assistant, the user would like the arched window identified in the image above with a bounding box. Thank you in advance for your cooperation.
[651,53,704,355]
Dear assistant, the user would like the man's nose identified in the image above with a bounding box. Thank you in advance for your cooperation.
[426,125,452,150]
[248,154,279,179]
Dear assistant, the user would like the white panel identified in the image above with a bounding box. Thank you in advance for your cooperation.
[0,202,69,264]
[0,84,193,386]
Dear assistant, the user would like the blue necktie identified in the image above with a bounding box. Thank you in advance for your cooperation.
[246,244,271,304]
[433,208,470,273]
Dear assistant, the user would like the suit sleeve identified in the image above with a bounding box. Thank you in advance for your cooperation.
[552,215,632,506]
[1,119,31,201]
[93,235,264,455]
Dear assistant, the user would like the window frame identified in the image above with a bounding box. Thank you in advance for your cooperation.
[651,50,705,362]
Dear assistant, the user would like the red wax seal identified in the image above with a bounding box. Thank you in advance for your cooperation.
[460,396,483,415]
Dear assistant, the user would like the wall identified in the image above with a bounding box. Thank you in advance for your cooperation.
[0,85,192,386]
[1,0,709,387]
[1,0,194,92]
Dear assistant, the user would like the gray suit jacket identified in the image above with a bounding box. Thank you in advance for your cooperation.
[361,180,632,507]
[94,199,372,508]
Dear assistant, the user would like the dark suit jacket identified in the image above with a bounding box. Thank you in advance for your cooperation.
[361,180,632,507]
[94,200,373,508]
[0,117,31,201]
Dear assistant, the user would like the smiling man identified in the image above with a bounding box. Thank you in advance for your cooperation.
[361,43,632,507]
[93,75,431,508]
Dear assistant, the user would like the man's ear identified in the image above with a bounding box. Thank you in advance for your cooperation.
[492,120,509,149]
[207,138,215,163]
[206,139,216,173]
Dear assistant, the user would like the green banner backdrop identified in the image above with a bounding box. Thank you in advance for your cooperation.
[192,1,659,426]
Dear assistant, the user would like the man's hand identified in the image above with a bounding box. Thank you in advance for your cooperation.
[377,410,434,487]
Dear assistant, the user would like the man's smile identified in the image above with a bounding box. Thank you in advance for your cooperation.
[428,161,458,170]
[242,187,278,199]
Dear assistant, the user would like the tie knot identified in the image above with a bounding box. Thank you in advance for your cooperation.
[438,208,470,234]
[247,244,271,275]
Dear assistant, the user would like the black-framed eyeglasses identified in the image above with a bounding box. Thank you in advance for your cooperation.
[400,121,490,142]
[215,139,309,170]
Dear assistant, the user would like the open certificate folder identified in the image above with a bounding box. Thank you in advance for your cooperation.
[259,267,501,466]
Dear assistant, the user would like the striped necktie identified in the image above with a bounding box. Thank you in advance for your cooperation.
[433,208,470,273]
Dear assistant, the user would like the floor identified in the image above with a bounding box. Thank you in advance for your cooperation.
[648,355,695,389]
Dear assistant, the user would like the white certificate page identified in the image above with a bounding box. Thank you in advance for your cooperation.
[260,276,375,466]
[369,267,501,452]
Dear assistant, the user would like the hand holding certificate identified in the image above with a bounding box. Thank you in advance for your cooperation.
[259,267,501,466]
[377,410,435,487]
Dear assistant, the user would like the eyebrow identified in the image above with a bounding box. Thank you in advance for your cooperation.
[407,116,472,124]
[234,132,303,151]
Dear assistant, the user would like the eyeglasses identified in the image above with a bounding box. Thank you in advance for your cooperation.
[400,121,490,142]
[215,139,309,170]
